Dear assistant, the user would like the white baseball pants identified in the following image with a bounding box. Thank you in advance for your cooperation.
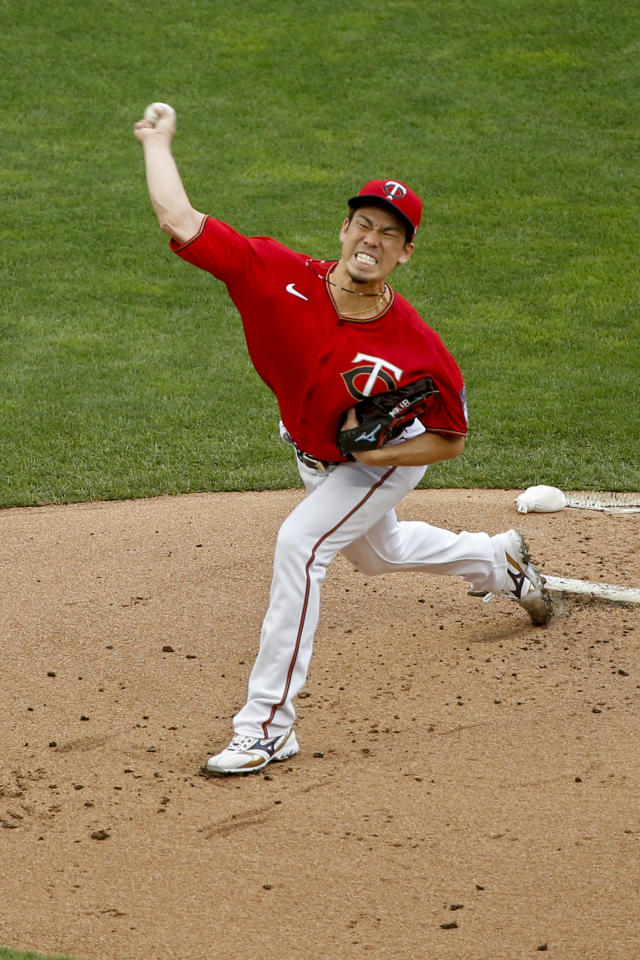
[233,458,508,738]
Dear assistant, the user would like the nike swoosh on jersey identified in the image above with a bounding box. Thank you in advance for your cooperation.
[285,283,309,301]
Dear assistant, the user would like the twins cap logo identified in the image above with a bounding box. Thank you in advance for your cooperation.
[383,180,408,199]
[348,178,422,238]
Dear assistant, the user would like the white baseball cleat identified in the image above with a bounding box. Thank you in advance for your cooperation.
[203,729,300,776]
[493,529,553,625]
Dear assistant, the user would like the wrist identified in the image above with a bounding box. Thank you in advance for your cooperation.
[142,131,173,153]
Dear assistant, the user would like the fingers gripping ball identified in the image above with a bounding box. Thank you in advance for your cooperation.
[144,102,175,124]
[336,376,440,458]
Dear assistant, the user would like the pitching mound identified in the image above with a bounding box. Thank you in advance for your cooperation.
[1,489,639,960]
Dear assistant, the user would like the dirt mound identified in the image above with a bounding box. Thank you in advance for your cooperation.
[1,489,638,960]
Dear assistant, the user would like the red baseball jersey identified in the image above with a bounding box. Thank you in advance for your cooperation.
[171,216,468,461]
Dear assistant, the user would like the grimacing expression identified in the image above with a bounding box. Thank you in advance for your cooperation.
[339,205,415,286]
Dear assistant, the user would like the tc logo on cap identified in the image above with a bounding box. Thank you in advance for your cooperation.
[383,181,408,199]
[348,178,422,238]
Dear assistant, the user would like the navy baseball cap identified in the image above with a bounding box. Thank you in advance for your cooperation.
[348,179,422,240]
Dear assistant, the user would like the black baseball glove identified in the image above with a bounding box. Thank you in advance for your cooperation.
[336,376,440,458]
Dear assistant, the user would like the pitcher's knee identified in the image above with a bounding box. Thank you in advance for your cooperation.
[275,515,333,569]
[344,549,390,576]
[275,516,308,559]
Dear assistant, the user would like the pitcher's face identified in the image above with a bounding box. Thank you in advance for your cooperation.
[339,205,414,288]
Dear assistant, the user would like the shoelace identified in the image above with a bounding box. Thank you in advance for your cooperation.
[228,735,257,752]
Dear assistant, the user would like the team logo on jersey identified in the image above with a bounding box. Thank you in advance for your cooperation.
[383,180,408,199]
[341,353,404,401]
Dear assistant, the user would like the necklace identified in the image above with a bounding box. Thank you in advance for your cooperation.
[305,258,387,298]
[326,276,387,298]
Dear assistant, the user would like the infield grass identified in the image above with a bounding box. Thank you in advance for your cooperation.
[0,951,81,960]
[1,0,639,508]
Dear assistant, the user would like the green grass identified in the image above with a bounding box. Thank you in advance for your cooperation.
[0,951,82,960]
[1,0,639,508]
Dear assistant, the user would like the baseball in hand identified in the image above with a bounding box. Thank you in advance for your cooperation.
[144,102,175,123]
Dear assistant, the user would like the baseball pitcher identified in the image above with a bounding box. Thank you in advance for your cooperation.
[134,103,551,775]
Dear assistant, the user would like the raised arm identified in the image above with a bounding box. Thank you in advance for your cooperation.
[134,103,204,244]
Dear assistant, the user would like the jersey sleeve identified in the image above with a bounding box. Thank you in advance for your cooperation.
[399,308,469,437]
[169,216,302,305]
[410,330,469,437]
[170,216,254,285]
[422,375,469,436]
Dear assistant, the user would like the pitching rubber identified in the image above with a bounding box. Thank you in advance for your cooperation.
[544,575,640,606]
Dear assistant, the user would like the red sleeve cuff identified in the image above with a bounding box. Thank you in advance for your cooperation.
[169,214,208,252]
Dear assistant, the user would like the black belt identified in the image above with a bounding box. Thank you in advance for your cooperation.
[294,445,338,473]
